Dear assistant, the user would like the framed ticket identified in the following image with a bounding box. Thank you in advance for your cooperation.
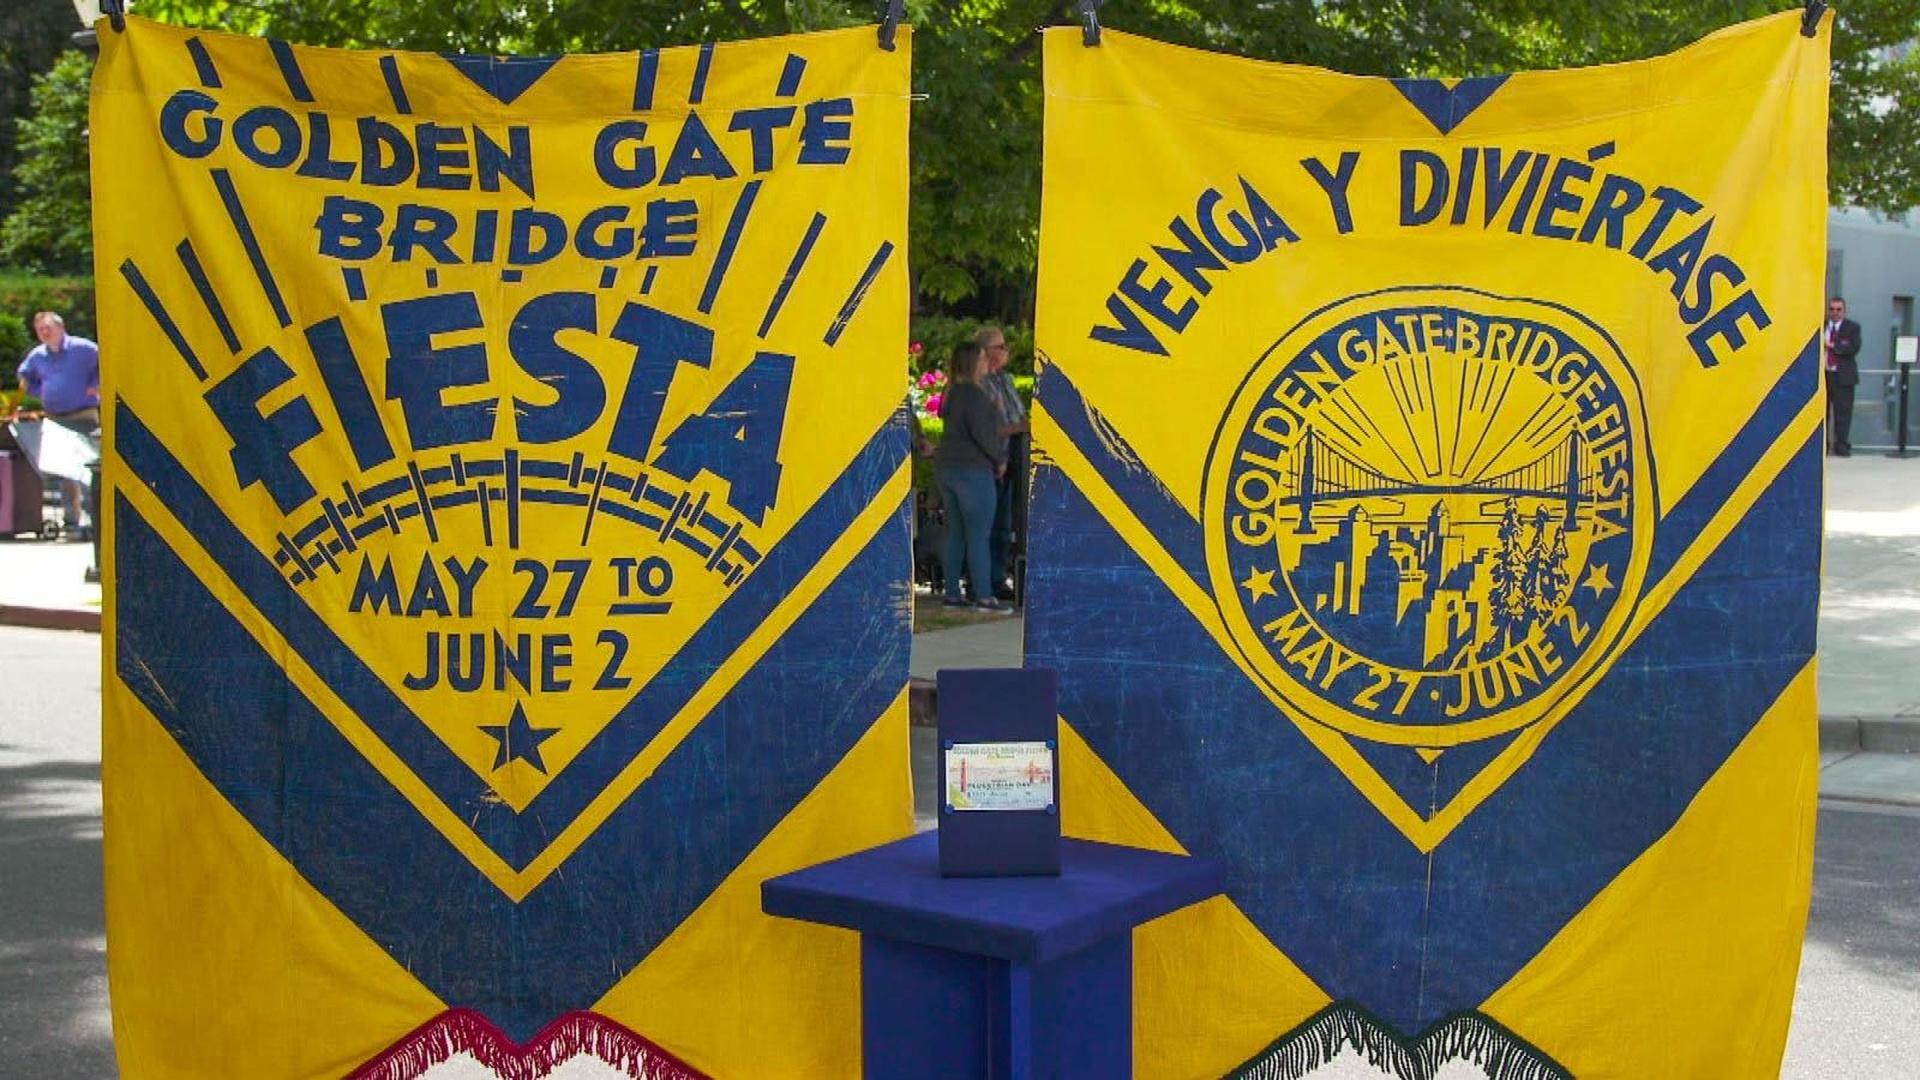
[936,668,1061,876]
[945,741,1056,812]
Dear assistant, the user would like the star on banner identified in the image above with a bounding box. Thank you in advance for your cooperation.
[1583,562,1614,598]
[1242,568,1278,603]
[480,703,560,774]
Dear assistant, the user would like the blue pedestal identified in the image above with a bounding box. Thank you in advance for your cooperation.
[762,832,1225,1079]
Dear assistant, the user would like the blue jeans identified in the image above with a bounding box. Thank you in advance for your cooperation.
[937,465,997,601]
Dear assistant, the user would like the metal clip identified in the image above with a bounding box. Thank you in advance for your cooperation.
[878,0,906,51]
[1078,0,1103,46]
[1801,0,1827,37]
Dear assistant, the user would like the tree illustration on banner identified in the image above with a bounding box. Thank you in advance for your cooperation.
[1522,507,1557,619]
[1488,498,1531,653]
[1535,519,1573,617]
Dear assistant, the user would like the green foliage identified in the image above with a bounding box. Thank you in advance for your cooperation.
[905,4,1045,310]
[910,414,941,495]
[910,315,981,376]
[1827,4,1920,219]
[910,314,1035,376]
[0,312,28,386]
[0,51,93,274]
[0,0,79,226]
[0,272,95,340]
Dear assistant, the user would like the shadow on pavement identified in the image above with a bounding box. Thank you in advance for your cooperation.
[1805,807,1920,993]
[0,751,116,1078]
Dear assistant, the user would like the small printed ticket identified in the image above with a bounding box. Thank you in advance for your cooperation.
[945,741,1055,811]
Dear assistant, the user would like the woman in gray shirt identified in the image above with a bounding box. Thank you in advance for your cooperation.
[935,343,1009,610]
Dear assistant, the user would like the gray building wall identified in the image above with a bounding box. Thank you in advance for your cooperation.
[1828,206,1920,448]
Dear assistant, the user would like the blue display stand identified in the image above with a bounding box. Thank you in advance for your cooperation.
[762,832,1225,1079]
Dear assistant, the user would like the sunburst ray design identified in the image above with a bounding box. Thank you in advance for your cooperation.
[1308,354,1579,488]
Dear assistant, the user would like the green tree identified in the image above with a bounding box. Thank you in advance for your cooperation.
[0,50,93,274]
[0,0,79,228]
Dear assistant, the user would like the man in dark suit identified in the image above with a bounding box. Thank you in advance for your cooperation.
[1825,296,1862,456]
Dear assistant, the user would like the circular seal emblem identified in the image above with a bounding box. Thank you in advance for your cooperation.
[1202,287,1654,744]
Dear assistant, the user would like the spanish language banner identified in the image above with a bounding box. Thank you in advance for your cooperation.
[94,18,910,1078]
[1031,12,1825,1078]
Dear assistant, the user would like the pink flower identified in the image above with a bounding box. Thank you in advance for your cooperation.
[924,393,944,415]
[918,370,943,388]
[908,340,925,355]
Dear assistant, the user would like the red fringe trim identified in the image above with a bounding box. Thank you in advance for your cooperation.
[348,1008,709,1080]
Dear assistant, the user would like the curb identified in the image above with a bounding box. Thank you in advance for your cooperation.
[909,678,935,727]
[1819,791,1920,811]
[0,604,99,633]
[1820,715,1920,755]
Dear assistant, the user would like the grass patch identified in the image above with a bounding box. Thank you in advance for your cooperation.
[912,591,1017,633]
[0,271,90,290]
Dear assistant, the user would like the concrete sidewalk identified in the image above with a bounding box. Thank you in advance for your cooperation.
[908,612,1021,679]
[0,538,98,632]
[1818,453,1920,753]
[1815,453,1920,805]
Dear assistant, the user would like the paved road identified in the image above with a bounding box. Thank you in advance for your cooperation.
[2,626,1916,1077]
[0,626,110,1078]
[1784,802,1920,1079]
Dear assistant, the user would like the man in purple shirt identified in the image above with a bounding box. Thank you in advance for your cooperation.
[17,311,100,530]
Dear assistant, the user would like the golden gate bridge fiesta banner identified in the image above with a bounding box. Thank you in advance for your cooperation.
[94,17,910,1078]
[1032,11,1825,1078]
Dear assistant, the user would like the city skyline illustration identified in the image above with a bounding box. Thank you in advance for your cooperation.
[1251,348,1613,672]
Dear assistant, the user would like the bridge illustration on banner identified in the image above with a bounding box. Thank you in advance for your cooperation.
[1285,427,1592,530]
[1270,424,1606,672]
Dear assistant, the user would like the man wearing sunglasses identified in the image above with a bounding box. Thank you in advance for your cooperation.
[1824,297,1861,457]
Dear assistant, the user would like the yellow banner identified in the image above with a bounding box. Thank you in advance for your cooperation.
[95,17,910,1077]
[1033,12,1825,1077]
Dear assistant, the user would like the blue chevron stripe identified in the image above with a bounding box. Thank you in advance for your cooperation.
[1391,76,1510,135]
[114,487,908,1039]
[113,401,908,869]
[1024,431,1819,1036]
[1649,333,1819,583]
[1035,364,1208,586]
[440,54,560,106]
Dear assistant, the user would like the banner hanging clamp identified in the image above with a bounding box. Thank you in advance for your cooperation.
[101,0,126,32]
[878,0,905,51]
[1801,0,1827,37]
[1078,0,1103,46]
